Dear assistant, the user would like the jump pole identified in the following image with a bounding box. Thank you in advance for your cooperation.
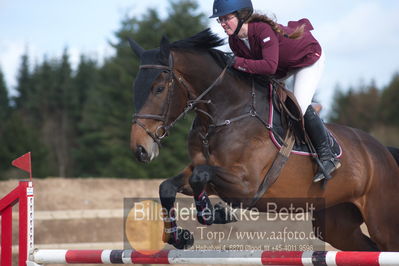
[28,249,399,265]
[2,180,399,265]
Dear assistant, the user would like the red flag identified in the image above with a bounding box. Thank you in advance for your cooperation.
[12,152,32,175]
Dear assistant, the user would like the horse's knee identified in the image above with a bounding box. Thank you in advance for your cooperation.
[159,179,178,197]
[189,165,214,188]
[159,179,178,208]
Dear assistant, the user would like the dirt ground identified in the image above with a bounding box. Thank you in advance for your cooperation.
[0,177,163,210]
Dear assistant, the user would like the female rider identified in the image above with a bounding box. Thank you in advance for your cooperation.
[210,0,340,182]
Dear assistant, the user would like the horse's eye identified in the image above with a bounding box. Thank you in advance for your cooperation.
[155,86,165,94]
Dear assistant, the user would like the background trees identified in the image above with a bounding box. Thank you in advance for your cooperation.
[0,0,207,179]
[328,74,399,147]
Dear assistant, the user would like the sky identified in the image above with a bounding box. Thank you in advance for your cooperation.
[1,0,398,115]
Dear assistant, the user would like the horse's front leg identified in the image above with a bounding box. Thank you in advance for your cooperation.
[190,165,236,225]
[159,166,194,249]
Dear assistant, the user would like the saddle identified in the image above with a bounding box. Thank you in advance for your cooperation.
[270,81,342,157]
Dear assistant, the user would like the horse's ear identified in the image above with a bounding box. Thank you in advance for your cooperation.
[159,35,170,62]
[128,38,144,58]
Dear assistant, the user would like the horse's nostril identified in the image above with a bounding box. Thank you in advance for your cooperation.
[136,145,149,162]
[137,145,146,155]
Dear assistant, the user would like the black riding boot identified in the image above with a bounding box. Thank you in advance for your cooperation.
[304,106,341,182]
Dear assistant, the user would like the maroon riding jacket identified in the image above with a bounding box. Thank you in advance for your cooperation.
[229,18,322,79]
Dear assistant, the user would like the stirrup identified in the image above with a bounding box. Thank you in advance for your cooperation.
[313,158,341,183]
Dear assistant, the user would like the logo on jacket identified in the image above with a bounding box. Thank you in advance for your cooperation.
[263,37,271,43]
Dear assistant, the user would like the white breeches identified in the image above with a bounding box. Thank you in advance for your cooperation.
[292,52,325,115]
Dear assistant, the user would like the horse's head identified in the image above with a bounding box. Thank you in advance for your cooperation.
[129,36,189,163]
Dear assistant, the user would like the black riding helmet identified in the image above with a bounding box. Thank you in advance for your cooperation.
[210,0,254,35]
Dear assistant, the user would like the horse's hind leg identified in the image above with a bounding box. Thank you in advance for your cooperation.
[361,187,399,251]
[190,165,236,225]
[159,166,194,249]
[312,202,379,251]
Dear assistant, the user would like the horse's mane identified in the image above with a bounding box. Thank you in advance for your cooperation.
[170,28,224,52]
[170,28,269,85]
[170,29,229,68]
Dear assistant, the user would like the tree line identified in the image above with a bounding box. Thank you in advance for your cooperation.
[0,0,206,179]
[1,0,398,179]
[328,74,399,147]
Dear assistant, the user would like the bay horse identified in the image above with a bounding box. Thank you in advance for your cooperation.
[129,29,399,251]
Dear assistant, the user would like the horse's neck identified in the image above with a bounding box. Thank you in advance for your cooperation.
[175,52,251,122]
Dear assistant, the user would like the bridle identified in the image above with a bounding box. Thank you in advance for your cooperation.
[132,61,175,146]
[132,53,229,146]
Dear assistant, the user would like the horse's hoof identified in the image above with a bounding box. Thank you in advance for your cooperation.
[170,228,194,249]
[197,210,214,225]
[213,203,237,224]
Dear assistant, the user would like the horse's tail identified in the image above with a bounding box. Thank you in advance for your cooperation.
[387,146,399,166]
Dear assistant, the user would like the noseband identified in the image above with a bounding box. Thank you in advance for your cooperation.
[132,54,229,146]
